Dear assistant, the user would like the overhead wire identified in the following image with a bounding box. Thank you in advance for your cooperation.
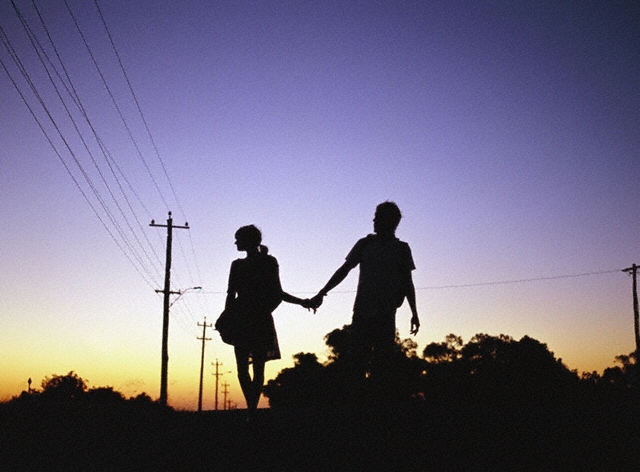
[0,0,220,340]
[92,0,184,218]
[196,268,624,296]
[95,0,209,321]
[415,268,622,290]
[0,22,159,290]
[32,0,163,271]
[61,0,172,212]
[27,2,156,275]
[92,0,206,296]
[11,0,207,295]
[9,0,163,287]
[33,0,165,274]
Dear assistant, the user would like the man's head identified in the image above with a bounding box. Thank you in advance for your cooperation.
[373,201,402,235]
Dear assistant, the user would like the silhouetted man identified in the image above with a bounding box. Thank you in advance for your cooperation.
[310,201,419,396]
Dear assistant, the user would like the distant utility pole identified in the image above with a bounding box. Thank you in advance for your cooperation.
[212,359,228,411]
[197,318,212,412]
[222,382,230,410]
[150,211,189,407]
[623,264,639,358]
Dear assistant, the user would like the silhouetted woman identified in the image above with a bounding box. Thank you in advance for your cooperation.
[225,225,309,418]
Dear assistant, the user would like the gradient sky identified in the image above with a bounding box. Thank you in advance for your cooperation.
[1,1,639,410]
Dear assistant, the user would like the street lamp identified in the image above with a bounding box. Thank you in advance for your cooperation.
[169,286,202,307]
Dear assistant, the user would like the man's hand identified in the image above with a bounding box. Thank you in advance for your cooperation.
[410,315,420,336]
[308,294,325,312]
[301,298,319,314]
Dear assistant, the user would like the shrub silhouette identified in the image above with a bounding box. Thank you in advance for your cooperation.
[85,386,125,404]
[266,324,429,407]
[265,329,584,408]
[264,352,325,408]
[40,371,88,402]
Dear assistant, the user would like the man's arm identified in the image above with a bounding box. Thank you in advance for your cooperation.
[405,272,420,335]
[309,261,355,309]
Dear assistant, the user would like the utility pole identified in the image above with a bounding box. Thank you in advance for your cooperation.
[212,359,226,411]
[150,211,189,407]
[197,318,212,412]
[222,382,230,410]
[623,264,639,358]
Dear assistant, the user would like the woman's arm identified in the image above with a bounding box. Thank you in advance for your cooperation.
[224,261,237,311]
[224,292,236,311]
[281,291,317,311]
[281,291,305,306]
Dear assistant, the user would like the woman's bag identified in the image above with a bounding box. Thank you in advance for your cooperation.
[215,306,238,346]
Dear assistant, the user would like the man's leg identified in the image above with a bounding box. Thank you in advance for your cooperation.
[370,311,398,402]
[349,318,373,405]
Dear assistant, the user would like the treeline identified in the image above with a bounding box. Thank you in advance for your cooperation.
[3,331,640,469]
[264,326,640,409]
[6,329,639,410]
[7,371,157,407]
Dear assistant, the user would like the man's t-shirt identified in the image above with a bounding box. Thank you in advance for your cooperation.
[345,234,415,318]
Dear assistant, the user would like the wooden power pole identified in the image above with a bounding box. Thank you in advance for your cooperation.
[212,359,225,411]
[222,382,230,410]
[150,211,189,407]
[623,264,639,358]
[197,318,212,412]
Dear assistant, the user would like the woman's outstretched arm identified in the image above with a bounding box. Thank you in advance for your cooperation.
[281,291,315,311]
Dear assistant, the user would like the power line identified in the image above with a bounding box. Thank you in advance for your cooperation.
[416,269,622,290]
[30,0,164,273]
[0,36,156,290]
[3,1,210,331]
[197,268,623,295]
[2,1,201,291]
[92,0,205,293]
[93,0,185,218]
[6,0,163,288]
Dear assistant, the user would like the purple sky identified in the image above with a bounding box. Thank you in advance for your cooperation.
[1,1,639,410]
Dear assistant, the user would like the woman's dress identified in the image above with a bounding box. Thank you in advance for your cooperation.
[227,253,282,361]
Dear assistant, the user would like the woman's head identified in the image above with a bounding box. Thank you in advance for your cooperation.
[235,225,268,253]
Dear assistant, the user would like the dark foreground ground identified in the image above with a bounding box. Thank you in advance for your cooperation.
[2,399,640,471]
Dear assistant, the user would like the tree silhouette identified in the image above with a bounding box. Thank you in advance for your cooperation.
[422,334,463,363]
[324,324,353,363]
[40,371,88,402]
[265,324,426,407]
[418,333,581,408]
[582,351,640,409]
[265,329,587,410]
[85,386,125,404]
[264,352,325,408]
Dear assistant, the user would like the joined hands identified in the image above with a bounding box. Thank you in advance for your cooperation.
[301,294,325,313]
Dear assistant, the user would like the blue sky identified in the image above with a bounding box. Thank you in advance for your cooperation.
[1,0,639,409]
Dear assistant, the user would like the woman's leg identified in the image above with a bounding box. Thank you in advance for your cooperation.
[250,354,266,410]
[234,346,253,409]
